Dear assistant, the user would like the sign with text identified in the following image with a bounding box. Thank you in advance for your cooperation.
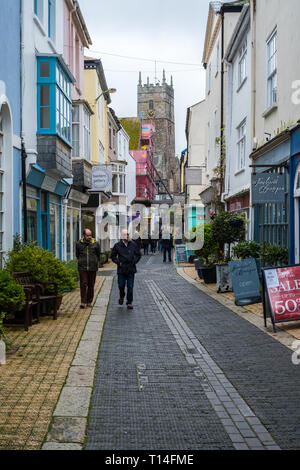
[91,165,112,192]
[175,244,187,263]
[251,173,285,204]
[263,265,300,330]
[229,258,261,306]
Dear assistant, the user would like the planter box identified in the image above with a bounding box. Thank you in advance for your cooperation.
[196,269,203,280]
[216,263,232,293]
[194,259,204,270]
[201,265,216,284]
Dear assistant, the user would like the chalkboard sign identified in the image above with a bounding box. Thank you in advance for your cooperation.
[229,258,261,306]
[175,244,187,263]
[262,264,300,333]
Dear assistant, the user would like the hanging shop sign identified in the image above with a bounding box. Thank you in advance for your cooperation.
[262,265,300,332]
[229,258,261,306]
[91,165,112,192]
[251,173,285,204]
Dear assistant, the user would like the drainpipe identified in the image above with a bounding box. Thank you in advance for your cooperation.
[220,8,225,199]
[250,0,257,240]
[20,0,28,242]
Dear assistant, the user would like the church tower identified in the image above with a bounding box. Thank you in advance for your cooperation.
[137,71,179,195]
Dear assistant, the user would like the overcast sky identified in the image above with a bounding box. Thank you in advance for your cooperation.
[79,0,212,156]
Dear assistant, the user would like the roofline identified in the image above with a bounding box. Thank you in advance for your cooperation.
[84,59,111,104]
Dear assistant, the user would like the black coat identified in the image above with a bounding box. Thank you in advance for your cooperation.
[76,238,101,272]
[111,240,141,275]
[161,234,174,249]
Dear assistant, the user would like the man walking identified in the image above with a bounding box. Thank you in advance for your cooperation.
[76,229,100,309]
[162,232,174,263]
[111,229,141,309]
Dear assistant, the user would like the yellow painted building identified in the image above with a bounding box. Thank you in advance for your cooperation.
[84,58,111,165]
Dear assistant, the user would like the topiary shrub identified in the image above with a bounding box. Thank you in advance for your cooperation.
[211,211,246,260]
[193,223,218,265]
[232,241,261,260]
[5,246,76,294]
[261,243,289,266]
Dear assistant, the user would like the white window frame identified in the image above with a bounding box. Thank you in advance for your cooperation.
[72,105,80,158]
[214,110,218,168]
[236,119,246,172]
[238,40,247,87]
[207,63,212,93]
[206,122,210,175]
[216,42,220,76]
[83,106,90,161]
[112,164,126,195]
[266,28,277,108]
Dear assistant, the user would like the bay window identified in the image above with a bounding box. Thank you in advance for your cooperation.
[37,56,73,146]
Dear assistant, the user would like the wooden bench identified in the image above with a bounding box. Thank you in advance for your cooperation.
[12,272,59,321]
[2,285,40,331]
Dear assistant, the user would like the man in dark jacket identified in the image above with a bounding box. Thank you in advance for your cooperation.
[76,229,100,308]
[161,233,174,263]
[111,229,141,309]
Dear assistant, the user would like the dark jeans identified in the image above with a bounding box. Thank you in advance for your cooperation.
[79,271,97,304]
[163,247,172,262]
[118,273,135,304]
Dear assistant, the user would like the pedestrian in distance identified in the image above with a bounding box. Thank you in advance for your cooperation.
[111,229,141,309]
[162,233,174,263]
[76,228,101,309]
[142,230,150,255]
[150,236,157,254]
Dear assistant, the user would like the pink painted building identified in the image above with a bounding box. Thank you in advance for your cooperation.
[130,121,156,203]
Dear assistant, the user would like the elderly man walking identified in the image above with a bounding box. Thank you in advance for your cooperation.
[111,229,141,309]
[76,228,100,309]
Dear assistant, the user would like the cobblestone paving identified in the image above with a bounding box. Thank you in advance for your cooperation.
[0,275,104,450]
[86,254,300,450]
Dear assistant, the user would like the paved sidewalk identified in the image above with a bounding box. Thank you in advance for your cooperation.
[85,254,300,450]
[182,266,300,345]
[0,265,111,450]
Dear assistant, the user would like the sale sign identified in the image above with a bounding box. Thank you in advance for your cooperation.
[264,266,300,323]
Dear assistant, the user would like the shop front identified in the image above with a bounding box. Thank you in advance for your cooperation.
[26,164,70,259]
[250,133,290,254]
[226,191,250,239]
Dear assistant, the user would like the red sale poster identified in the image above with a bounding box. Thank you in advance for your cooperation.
[264,266,300,322]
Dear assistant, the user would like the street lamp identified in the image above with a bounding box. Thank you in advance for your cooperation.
[96,88,117,102]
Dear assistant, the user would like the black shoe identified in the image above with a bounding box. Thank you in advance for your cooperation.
[119,298,124,305]
[127,304,133,310]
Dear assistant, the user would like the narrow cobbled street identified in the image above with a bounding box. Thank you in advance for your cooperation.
[83,254,300,451]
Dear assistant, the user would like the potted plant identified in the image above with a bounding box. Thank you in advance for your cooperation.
[211,211,246,291]
[232,240,262,260]
[193,224,219,283]
[261,242,289,268]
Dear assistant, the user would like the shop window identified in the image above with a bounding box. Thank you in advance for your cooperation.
[37,56,72,145]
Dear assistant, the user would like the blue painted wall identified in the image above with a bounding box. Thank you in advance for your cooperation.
[0,0,21,237]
